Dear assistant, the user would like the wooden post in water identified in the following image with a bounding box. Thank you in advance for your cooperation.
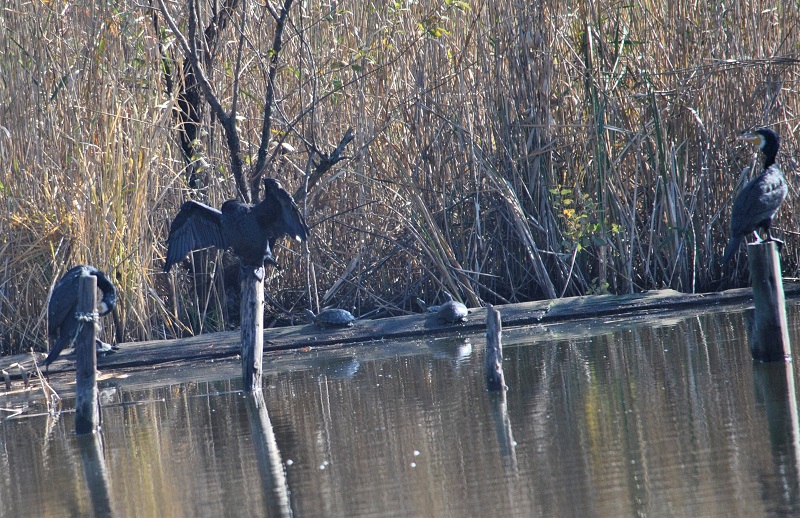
[241,267,265,392]
[75,273,100,435]
[485,304,507,391]
[748,242,791,362]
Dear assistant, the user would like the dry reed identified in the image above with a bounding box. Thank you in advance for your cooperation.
[1,0,799,354]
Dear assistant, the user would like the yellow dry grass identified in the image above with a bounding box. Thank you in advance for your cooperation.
[1,0,798,353]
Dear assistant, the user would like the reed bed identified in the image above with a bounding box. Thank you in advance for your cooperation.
[1,0,799,354]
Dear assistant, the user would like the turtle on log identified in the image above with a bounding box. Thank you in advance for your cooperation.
[304,308,356,329]
[417,293,469,324]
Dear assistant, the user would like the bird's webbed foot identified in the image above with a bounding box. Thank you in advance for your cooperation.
[767,237,785,253]
[95,339,118,357]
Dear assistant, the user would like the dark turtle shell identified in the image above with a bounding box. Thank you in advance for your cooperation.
[437,300,468,323]
[305,308,356,327]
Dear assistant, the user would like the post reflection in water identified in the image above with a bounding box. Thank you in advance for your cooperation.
[487,390,518,474]
[2,305,800,517]
[752,360,800,514]
[77,432,114,517]
[244,391,292,517]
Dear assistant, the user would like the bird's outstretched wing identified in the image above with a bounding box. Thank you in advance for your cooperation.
[164,200,225,272]
[261,178,309,242]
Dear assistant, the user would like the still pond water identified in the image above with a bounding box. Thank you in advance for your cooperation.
[3,305,800,517]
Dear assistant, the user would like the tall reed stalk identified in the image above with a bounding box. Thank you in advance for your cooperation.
[1,0,798,354]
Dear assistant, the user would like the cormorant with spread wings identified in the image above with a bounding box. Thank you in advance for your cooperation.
[164,178,309,272]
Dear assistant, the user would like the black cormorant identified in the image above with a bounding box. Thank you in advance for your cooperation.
[46,265,117,367]
[722,127,788,265]
[164,178,309,272]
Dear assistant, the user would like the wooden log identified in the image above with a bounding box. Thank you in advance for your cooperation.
[747,242,792,362]
[485,304,507,391]
[241,266,265,392]
[9,285,800,378]
[75,273,100,435]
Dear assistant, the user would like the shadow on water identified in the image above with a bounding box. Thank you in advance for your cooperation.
[2,305,800,516]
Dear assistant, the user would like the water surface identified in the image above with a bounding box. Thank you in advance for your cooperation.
[2,305,800,517]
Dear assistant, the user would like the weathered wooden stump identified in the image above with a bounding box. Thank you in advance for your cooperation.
[485,304,507,391]
[241,267,265,392]
[747,242,791,362]
[18,363,28,388]
[75,274,100,434]
[484,306,516,470]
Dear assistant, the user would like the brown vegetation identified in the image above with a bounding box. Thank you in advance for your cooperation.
[1,0,799,354]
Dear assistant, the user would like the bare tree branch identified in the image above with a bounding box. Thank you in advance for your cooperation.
[251,0,294,200]
[294,128,356,202]
[157,0,250,201]
[230,0,248,120]
[157,0,228,123]
[152,0,238,190]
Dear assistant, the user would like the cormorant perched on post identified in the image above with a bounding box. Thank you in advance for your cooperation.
[722,127,788,265]
[164,178,309,272]
[45,265,117,368]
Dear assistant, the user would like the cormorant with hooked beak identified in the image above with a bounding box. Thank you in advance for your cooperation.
[722,127,788,265]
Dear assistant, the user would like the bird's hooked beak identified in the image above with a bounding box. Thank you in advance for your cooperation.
[98,301,110,315]
[740,131,764,148]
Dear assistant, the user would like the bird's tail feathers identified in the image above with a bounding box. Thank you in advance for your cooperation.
[43,334,72,367]
[722,236,742,265]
